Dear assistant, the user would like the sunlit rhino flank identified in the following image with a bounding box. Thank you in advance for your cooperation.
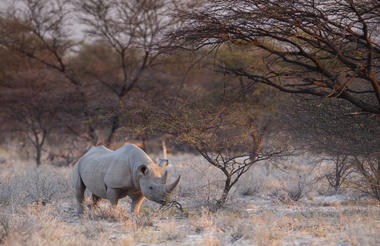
[73,144,180,215]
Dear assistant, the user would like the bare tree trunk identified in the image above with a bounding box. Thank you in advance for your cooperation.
[35,145,41,166]
[30,129,46,166]
[335,162,341,192]
[216,175,231,209]
[105,113,120,147]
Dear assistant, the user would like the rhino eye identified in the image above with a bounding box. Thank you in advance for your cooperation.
[149,186,153,190]
[140,166,148,175]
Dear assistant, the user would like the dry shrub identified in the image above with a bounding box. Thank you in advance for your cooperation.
[0,164,71,209]
[168,154,224,208]
[286,180,305,202]
[352,155,380,201]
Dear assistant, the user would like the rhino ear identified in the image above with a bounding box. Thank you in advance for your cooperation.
[159,159,168,169]
[138,165,148,175]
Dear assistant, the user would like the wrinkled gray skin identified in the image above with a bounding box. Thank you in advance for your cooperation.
[73,144,180,215]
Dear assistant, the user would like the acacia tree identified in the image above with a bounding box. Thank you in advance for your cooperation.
[0,0,98,144]
[156,77,287,208]
[0,69,77,165]
[73,0,177,146]
[169,0,380,199]
[170,0,380,115]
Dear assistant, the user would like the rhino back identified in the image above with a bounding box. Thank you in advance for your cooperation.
[77,146,114,198]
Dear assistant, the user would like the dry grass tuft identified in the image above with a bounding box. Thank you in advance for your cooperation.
[85,205,130,223]
[0,163,71,210]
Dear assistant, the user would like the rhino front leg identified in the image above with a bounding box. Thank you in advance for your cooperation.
[106,188,120,208]
[130,194,145,214]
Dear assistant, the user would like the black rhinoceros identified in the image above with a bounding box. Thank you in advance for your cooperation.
[73,144,180,215]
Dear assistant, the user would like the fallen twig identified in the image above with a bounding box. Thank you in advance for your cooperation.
[160,200,184,213]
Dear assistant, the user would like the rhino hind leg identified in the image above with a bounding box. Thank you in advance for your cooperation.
[74,173,85,216]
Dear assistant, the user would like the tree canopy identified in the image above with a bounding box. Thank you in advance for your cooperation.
[169,0,380,115]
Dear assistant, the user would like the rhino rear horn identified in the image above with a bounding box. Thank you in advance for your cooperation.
[165,175,181,193]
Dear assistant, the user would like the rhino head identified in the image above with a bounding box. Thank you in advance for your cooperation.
[138,161,180,205]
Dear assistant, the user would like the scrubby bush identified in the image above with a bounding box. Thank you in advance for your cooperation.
[0,165,71,209]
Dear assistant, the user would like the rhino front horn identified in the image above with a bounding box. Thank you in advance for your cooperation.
[165,175,181,193]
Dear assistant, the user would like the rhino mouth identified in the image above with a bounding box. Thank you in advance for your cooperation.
[158,196,171,205]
